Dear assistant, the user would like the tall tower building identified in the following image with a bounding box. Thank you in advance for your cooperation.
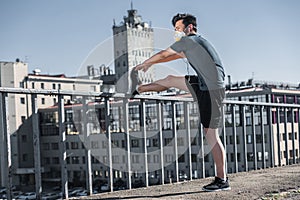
[0,59,28,186]
[113,6,155,93]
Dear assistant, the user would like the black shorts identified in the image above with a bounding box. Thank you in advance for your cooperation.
[185,75,225,129]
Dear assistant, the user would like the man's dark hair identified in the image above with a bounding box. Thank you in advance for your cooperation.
[172,13,197,32]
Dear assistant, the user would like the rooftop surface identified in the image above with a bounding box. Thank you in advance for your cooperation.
[77,164,300,200]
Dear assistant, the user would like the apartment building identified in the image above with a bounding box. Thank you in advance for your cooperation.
[226,78,300,167]
[0,60,102,187]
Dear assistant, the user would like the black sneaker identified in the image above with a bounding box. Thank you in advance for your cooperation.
[202,177,231,192]
[130,69,140,94]
[130,89,140,98]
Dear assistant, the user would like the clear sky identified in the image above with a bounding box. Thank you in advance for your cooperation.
[1,0,300,84]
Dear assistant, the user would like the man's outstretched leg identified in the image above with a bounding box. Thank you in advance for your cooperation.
[132,75,189,95]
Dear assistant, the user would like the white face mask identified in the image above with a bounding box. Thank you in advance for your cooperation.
[174,31,186,42]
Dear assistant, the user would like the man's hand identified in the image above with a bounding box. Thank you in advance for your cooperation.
[134,62,152,72]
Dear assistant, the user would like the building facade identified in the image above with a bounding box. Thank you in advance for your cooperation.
[0,60,102,188]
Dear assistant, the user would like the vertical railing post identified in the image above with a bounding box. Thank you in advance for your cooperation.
[82,97,93,195]
[241,105,248,171]
[171,102,179,182]
[276,107,282,166]
[260,106,266,169]
[58,94,68,199]
[268,106,275,168]
[184,102,192,181]
[104,97,113,192]
[157,101,164,185]
[0,93,12,200]
[231,104,238,173]
[284,108,289,165]
[199,123,205,178]
[31,94,42,199]
[298,108,300,164]
[251,106,257,170]
[291,109,296,164]
[123,99,132,189]
[140,100,149,187]
[222,104,228,175]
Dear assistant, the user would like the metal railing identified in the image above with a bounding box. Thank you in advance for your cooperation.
[0,87,300,199]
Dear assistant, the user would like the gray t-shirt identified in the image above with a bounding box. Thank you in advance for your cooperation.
[170,34,225,90]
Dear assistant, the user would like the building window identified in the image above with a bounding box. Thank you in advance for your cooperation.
[71,156,80,164]
[51,143,59,150]
[71,142,79,149]
[32,82,35,89]
[257,152,263,161]
[204,155,210,162]
[102,156,107,164]
[152,138,158,147]
[21,116,26,123]
[112,140,119,148]
[41,83,44,89]
[247,153,254,161]
[21,135,27,143]
[52,84,56,89]
[247,134,252,144]
[153,155,159,163]
[165,155,173,163]
[19,82,24,88]
[164,138,172,146]
[230,153,235,162]
[131,155,140,163]
[146,138,150,147]
[22,154,28,162]
[121,140,126,148]
[178,154,185,163]
[91,141,99,149]
[191,154,197,162]
[52,157,60,164]
[20,97,25,104]
[41,98,45,105]
[288,132,293,140]
[102,141,107,148]
[43,157,50,165]
[58,84,61,89]
[42,143,50,150]
[131,139,139,148]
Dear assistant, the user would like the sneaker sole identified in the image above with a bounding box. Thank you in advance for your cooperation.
[202,187,231,192]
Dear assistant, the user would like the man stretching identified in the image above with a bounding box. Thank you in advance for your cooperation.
[132,13,230,192]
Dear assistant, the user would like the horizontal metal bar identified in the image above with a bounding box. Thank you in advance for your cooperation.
[224,100,300,108]
[1,87,300,108]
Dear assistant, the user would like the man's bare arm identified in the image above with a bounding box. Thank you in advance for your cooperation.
[135,48,184,72]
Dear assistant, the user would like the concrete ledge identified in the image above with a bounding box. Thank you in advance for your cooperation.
[76,164,300,200]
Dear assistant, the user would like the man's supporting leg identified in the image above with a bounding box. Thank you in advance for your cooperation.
[202,127,230,192]
[204,128,226,179]
[138,75,189,93]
